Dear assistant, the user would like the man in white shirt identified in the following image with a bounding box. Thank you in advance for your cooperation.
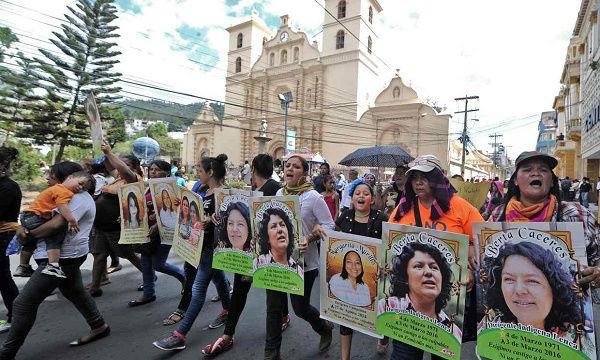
[340,169,358,212]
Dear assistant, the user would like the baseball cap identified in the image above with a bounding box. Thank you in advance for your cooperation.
[514,151,558,170]
[406,155,443,174]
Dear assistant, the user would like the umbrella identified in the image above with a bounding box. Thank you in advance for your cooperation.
[338,145,414,168]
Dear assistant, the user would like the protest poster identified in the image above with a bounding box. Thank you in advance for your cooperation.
[117,181,149,244]
[377,223,469,360]
[449,178,490,210]
[149,178,180,245]
[172,188,204,268]
[250,195,304,295]
[85,92,103,158]
[320,229,381,338]
[475,222,597,360]
[213,189,262,276]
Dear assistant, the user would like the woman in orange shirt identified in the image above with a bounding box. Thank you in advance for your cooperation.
[388,155,482,360]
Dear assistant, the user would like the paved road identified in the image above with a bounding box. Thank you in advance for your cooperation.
[1,254,598,360]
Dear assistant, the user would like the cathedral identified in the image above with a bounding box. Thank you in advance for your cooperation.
[182,0,450,168]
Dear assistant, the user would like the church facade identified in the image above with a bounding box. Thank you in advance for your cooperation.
[182,0,450,169]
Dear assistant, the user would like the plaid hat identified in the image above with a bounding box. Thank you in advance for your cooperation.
[515,151,558,169]
[406,155,443,174]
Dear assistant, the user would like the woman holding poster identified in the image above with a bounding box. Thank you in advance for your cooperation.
[334,179,389,359]
[388,155,483,360]
[125,191,143,229]
[263,155,335,360]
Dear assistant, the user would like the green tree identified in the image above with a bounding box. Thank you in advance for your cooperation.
[23,0,122,163]
[140,122,180,159]
[0,26,18,63]
[4,139,42,182]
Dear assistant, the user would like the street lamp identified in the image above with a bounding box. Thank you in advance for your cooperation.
[278,91,294,155]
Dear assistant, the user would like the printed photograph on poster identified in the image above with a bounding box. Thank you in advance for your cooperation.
[320,229,381,338]
[213,189,262,276]
[172,188,204,268]
[117,181,149,244]
[149,178,180,245]
[250,195,304,295]
[85,92,103,158]
[378,223,469,360]
[475,222,597,360]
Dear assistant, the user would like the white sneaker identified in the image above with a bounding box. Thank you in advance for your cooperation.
[41,264,66,278]
[0,320,10,334]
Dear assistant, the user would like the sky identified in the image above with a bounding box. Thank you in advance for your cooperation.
[0,0,583,159]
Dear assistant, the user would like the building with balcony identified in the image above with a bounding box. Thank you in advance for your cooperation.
[535,111,557,154]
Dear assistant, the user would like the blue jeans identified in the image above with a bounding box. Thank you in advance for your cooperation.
[141,244,185,298]
[580,192,589,208]
[178,250,231,335]
[391,340,444,360]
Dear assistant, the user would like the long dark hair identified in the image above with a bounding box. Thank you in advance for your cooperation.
[394,168,455,222]
[126,191,142,223]
[179,196,190,222]
[498,171,561,221]
[340,250,364,284]
[0,146,18,176]
[258,207,295,259]
[200,154,228,182]
[484,241,581,332]
[390,242,453,314]
[219,202,252,251]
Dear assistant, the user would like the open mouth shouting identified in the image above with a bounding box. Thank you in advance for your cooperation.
[529,179,542,187]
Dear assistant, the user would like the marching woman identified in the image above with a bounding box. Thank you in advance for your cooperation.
[388,155,482,360]
[152,154,232,351]
[263,155,335,360]
[334,179,388,359]
[488,152,600,299]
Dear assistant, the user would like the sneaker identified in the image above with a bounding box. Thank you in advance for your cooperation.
[210,294,220,302]
[152,331,186,351]
[13,264,34,277]
[208,310,228,329]
[41,264,66,279]
[0,320,10,334]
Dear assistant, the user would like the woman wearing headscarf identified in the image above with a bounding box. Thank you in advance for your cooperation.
[481,180,505,220]
[0,146,21,334]
[388,155,482,360]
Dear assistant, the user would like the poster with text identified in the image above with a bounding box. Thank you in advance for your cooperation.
[320,229,382,338]
[213,189,262,276]
[149,178,180,245]
[172,189,204,268]
[475,222,597,360]
[449,179,490,210]
[250,195,304,295]
[85,92,103,158]
[378,223,469,360]
[117,181,149,244]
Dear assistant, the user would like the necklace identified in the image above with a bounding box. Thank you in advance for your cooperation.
[355,211,369,219]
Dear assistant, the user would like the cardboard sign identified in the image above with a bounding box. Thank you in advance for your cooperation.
[320,230,382,338]
[449,179,490,210]
[378,223,469,360]
[85,92,103,158]
[117,181,149,244]
[250,195,304,295]
[172,188,204,268]
[475,222,597,360]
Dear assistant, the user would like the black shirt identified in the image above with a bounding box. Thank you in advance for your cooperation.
[351,221,369,237]
[94,192,121,231]
[335,208,388,239]
[258,178,281,197]
[0,176,22,223]
[203,193,215,251]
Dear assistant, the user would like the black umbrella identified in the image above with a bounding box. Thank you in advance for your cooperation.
[338,145,414,168]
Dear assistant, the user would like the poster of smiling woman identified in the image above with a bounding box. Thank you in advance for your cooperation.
[320,229,381,338]
[250,195,303,295]
[378,223,469,360]
[213,189,262,276]
[474,222,597,360]
[149,177,179,245]
[172,189,204,268]
[118,181,149,244]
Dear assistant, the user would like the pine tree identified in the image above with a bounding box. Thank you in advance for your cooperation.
[26,0,123,162]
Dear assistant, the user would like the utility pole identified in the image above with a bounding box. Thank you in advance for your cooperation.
[278,91,294,156]
[455,95,479,177]
[488,133,503,178]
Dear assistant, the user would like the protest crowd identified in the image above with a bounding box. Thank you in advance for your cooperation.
[0,140,600,360]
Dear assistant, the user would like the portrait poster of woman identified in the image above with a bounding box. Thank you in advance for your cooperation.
[474,222,597,360]
[213,189,262,276]
[117,181,149,244]
[250,195,304,295]
[319,229,381,338]
[172,188,204,268]
[377,223,469,360]
[149,177,180,245]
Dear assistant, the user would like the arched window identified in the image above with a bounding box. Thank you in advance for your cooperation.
[293,47,299,61]
[235,57,241,73]
[368,6,373,23]
[367,36,372,54]
[237,33,243,48]
[336,30,345,49]
[281,49,288,64]
[269,52,275,66]
[337,1,346,19]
